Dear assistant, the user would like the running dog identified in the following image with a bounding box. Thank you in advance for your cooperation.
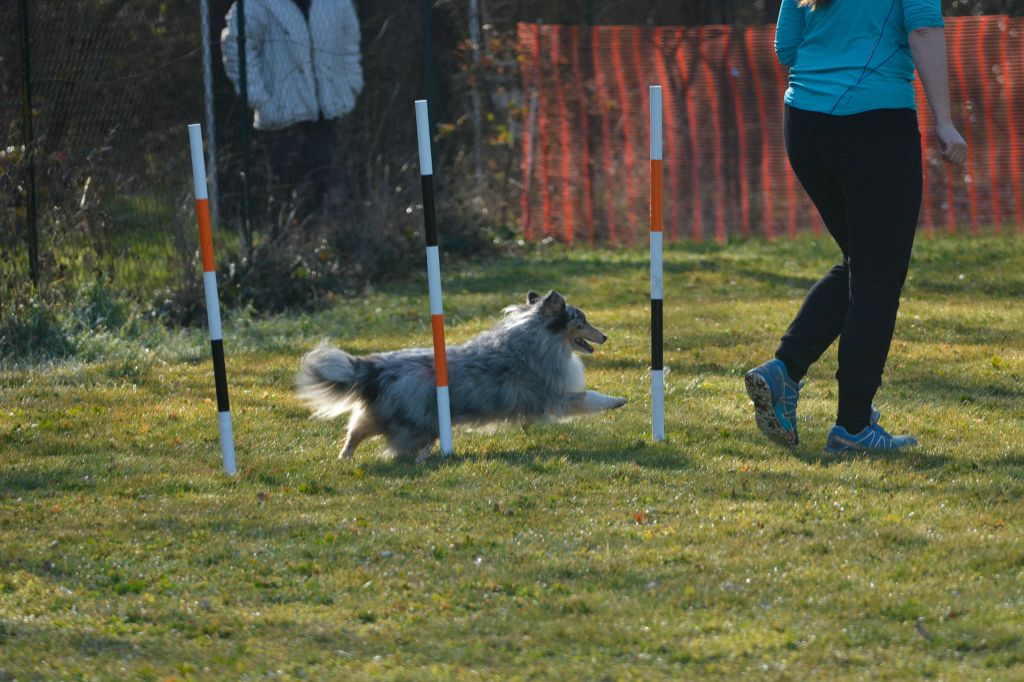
[296,290,627,461]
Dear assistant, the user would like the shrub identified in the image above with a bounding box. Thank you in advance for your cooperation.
[0,294,76,361]
[70,280,129,332]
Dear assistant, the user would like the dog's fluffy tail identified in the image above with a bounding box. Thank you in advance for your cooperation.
[296,343,364,419]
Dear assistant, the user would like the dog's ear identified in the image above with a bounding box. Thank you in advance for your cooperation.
[542,290,566,313]
[527,291,542,305]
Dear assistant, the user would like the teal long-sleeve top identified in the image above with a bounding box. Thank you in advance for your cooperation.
[775,0,944,116]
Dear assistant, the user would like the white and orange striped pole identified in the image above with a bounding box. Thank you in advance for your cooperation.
[414,100,454,456]
[188,123,237,475]
[650,86,665,442]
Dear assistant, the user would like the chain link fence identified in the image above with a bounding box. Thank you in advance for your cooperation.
[2,1,205,297]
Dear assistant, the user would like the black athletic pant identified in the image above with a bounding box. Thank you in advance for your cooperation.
[775,105,922,433]
[266,116,336,214]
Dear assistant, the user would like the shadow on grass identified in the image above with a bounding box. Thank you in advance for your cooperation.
[594,354,756,375]
[897,372,1024,404]
[901,316,1023,347]
[358,441,691,479]
[439,252,720,298]
[0,465,99,498]
[730,265,820,293]
[792,447,951,470]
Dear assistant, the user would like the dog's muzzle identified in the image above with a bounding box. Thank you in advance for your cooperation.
[573,331,607,354]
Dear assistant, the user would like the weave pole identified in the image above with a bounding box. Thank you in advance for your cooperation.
[188,124,237,475]
[414,100,454,456]
[650,86,665,442]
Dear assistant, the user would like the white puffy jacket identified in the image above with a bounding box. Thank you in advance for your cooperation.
[222,0,363,130]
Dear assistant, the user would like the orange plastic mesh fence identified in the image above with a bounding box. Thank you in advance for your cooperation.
[517,17,1024,244]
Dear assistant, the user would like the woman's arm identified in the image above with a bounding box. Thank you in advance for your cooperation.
[909,27,967,165]
[775,0,806,67]
[221,1,269,107]
[340,1,364,98]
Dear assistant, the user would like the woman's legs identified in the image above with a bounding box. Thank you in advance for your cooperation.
[776,107,922,434]
[828,109,921,431]
[266,124,306,198]
[775,106,852,383]
[303,116,336,212]
[266,118,336,215]
[744,106,851,448]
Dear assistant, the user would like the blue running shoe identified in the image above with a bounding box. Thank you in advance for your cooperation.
[824,422,918,454]
[744,359,803,448]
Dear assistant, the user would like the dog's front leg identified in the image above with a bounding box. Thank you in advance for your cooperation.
[414,445,434,464]
[561,390,627,416]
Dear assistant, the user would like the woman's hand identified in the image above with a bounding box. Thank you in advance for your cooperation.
[934,120,967,166]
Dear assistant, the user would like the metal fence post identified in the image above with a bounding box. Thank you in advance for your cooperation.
[18,0,39,288]
[422,0,438,134]
[469,0,484,188]
[420,0,441,199]
[200,0,220,229]
[236,0,254,259]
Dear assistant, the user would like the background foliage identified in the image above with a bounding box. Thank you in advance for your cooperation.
[1,0,1021,358]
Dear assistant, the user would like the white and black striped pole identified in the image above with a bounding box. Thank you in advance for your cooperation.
[650,86,665,442]
[415,100,454,456]
[188,123,237,475]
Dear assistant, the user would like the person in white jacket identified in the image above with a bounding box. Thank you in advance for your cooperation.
[222,0,363,212]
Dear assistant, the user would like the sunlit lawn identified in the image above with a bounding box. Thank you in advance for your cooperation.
[2,235,1023,679]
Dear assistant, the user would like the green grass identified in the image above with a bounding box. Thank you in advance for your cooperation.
[2,235,1024,680]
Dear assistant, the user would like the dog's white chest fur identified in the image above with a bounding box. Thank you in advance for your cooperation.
[567,354,586,393]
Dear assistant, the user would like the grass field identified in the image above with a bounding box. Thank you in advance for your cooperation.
[2,235,1024,680]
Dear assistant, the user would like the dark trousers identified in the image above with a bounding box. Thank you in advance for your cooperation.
[265,116,336,213]
[775,105,922,430]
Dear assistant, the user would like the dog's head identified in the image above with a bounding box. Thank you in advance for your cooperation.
[527,290,607,354]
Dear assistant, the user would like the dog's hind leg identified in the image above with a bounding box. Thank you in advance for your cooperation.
[339,409,377,460]
[383,425,436,463]
[560,390,628,416]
